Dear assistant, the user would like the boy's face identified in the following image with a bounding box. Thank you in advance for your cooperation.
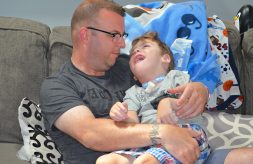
[129,39,169,83]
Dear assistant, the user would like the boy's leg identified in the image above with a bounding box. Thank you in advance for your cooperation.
[133,153,160,164]
[96,153,134,164]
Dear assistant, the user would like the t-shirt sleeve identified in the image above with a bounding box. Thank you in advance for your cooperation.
[123,86,141,113]
[40,76,84,129]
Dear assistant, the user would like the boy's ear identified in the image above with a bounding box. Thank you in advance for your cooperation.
[161,53,171,64]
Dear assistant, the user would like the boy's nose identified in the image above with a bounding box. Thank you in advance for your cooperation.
[133,48,140,55]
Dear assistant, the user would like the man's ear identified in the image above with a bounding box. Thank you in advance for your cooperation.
[161,53,171,64]
[79,27,88,43]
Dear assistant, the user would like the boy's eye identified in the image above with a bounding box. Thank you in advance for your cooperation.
[143,44,151,48]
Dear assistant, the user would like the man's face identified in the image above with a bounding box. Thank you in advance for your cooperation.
[87,9,126,73]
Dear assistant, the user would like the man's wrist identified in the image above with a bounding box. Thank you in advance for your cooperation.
[149,123,161,145]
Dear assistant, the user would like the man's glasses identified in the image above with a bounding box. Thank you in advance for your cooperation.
[86,26,128,42]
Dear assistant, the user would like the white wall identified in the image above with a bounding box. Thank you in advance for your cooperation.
[0,0,252,28]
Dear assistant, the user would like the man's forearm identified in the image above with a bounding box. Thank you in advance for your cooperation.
[77,117,200,164]
[81,118,160,151]
[149,123,162,145]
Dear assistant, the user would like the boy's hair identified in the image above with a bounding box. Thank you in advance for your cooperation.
[130,32,174,71]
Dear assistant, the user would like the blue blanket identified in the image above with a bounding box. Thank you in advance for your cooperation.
[123,1,220,93]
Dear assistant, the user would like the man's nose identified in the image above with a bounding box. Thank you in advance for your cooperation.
[117,37,126,48]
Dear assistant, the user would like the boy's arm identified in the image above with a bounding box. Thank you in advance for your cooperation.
[157,97,179,124]
[126,111,140,123]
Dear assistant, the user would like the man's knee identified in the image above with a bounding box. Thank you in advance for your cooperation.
[224,147,253,164]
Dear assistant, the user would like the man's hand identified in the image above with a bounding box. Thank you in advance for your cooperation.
[168,82,209,119]
[156,98,178,124]
[109,102,128,121]
[160,125,201,164]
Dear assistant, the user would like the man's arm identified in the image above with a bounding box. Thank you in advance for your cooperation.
[55,105,200,163]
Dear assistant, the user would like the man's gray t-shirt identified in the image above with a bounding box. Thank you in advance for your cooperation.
[40,55,134,164]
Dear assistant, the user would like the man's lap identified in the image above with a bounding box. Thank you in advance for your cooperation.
[205,149,231,164]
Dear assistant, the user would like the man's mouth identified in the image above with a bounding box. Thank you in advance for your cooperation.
[112,52,120,57]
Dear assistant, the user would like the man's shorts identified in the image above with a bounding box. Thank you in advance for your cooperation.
[205,149,231,164]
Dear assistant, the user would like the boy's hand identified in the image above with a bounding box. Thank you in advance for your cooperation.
[109,102,128,121]
[157,98,178,125]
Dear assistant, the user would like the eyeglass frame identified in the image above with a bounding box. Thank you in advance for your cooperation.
[86,26,128,42]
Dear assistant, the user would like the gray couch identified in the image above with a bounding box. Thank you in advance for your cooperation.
[0,16,71,164]
[0,16,252,164]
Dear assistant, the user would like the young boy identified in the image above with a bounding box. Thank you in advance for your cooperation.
[96,32,210,164]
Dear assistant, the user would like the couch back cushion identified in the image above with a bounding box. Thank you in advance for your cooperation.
[242,28,253,114]
[49,26,72,75]
[0,16,50,143]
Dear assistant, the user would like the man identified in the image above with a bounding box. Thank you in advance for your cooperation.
[40,0,253,164]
